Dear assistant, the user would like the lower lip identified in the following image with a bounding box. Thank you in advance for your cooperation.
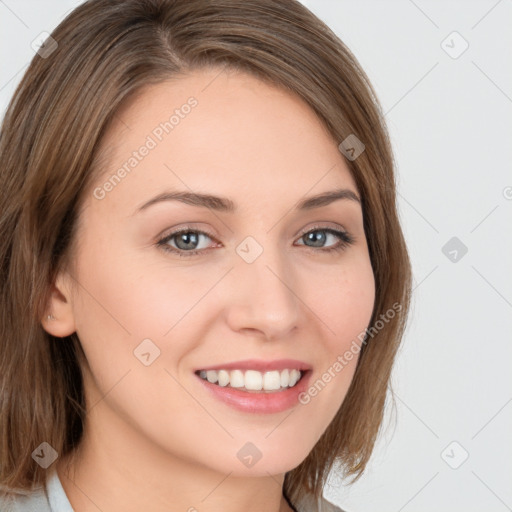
[195,371,312,414]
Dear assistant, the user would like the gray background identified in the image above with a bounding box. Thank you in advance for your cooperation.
[1,1,511,511]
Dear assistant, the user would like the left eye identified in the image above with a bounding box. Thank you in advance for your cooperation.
[295,228,352,250]
[157,227,354,257]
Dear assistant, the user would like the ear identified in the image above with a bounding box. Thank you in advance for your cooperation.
[41,270,77,337]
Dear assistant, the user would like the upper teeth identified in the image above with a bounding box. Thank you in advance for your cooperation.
[198,369,303,391]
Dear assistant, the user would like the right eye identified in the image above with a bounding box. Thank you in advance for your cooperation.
[157,228,220,257]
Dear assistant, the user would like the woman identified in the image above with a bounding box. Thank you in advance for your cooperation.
[0,1,411,511]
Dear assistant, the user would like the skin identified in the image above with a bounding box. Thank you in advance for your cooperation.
[42,67,375,512]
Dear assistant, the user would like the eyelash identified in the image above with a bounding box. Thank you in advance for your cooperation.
[156,225,355,258]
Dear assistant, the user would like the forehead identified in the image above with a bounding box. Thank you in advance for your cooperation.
[88,67,358,214]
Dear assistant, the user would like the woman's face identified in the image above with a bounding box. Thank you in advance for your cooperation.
[55,67,375,477]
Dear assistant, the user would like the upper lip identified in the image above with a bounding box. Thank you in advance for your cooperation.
[195,359,312,373]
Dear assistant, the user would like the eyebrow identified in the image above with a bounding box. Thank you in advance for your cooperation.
[134,187,360,215]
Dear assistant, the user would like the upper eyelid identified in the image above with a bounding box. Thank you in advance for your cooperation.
[161,221,349,237]
[160,223,347,238]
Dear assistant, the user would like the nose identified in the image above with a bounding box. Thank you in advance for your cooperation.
[224,243,301,341]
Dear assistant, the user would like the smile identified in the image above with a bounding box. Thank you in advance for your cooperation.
[196,368,303,393]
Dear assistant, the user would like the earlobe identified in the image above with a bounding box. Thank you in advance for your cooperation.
[41,272,77,337]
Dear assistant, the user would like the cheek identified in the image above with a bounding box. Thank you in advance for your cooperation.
[70,243,223,420]
[70,248,208,442]
[73,243,203,344]
[308,254,376,347]
[296,254,375,415]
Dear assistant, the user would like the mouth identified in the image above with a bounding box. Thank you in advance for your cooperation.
[192,358,313,413]
[194,366,313,414]
[194,368,307,394]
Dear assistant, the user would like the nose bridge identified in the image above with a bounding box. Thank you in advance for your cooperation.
[227,234,300,338]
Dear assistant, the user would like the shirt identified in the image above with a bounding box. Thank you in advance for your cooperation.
[0,468,345,512]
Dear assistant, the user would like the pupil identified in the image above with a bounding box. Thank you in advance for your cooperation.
[306,231,325,247]
[177,232,198,250]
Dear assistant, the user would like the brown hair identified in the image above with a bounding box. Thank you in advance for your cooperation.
[0,0,411,506]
